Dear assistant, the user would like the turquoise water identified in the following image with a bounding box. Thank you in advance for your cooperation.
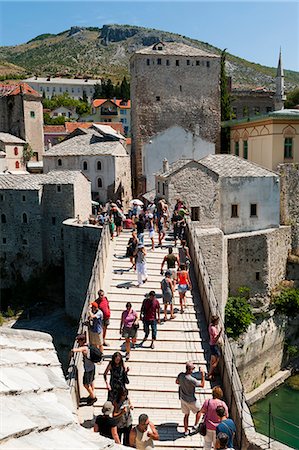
[251,381,299,449]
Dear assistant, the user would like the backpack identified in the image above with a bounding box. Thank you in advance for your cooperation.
[88,344,103,363]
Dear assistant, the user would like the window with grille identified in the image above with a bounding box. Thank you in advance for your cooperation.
[284,138,293,159]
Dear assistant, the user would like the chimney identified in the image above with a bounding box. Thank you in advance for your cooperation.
[47,139,52,150]
[162,158,169,173]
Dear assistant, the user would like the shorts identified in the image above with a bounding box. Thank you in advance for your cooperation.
[169,269,177,280]
[89,330,103,347]
[122,326,137,339]
[83,367,95,385]
[210,344,221,357]
[178,284,188,293]
[103,318,110,327]
[163,295,173,305]
[149,230,155,239]
[181,399,201,415]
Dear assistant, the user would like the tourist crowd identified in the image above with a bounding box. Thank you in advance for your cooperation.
[72,197,236,449]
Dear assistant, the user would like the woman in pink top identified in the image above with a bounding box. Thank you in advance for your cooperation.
[207,315,223,380]
[199,386,228,450]
[120,302,138,361]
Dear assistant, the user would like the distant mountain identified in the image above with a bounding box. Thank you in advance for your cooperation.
[0,24,298,90]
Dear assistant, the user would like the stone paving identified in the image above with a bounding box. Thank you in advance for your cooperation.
[79,230,212,449]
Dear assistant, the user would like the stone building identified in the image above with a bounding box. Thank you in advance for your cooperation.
[156,154,291,305]
[130,41,221,194]
[0,83,44,162]
[24,76,101,102]
[0,133,27,173]
[279,163,299,255]
[226,109,299,170]
[43,124,132,207]
[0,171,91,287]
[230,49,286,119]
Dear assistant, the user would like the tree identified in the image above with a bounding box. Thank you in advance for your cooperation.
[225,287,254,339]
[273,288,299,318]
[22,143,34,164]
[220,49,232,153]
[120,76,130,101]
[285,88,299,109]
[82,90,88,104]
[105,79,114,99]
[92,82,102,99]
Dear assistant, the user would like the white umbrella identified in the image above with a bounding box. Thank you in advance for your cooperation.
[130,199,143,206]
[91,200,99,206]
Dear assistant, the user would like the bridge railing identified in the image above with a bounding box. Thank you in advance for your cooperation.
[66,221,111,408]
[187,222,292,450]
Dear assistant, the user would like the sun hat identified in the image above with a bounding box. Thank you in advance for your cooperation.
[91,301,98,308]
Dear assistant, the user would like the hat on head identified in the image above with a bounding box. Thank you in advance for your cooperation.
[91,301,98,309]
[102,401,114,416]
[148,213,153,219]
[138,244,144,248]
[165,270,171,277]
[149,291,156,297]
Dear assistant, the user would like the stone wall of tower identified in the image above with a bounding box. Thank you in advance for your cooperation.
[130,52,221,193]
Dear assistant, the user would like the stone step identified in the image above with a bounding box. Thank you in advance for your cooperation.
[107,305,199,319]
[99,350,205,364]
[105,291,194,300]
[102,340,206,353]
[101,329,202,341]
[106,318,204,332]
[96,361,207,377]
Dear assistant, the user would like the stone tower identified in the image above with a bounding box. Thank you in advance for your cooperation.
[274,48,286,111]
[130,41,221,194]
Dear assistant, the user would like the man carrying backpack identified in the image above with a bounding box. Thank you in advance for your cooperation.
[72,334,97,405]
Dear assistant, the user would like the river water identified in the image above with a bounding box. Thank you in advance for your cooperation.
[250,377,299,449]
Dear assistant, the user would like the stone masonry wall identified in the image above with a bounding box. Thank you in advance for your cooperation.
[278,163,299,255]
[64,220,102,319]
[227,226,291,296]
[130,52,220,193]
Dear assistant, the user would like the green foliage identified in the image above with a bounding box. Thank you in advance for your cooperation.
[93,82,102,99]
[220,49,232,121]
[92,77,130,100]
[120,76,130,101]
[43,113,66,125]
[225,292,254,339]
[285,88,299,109]
[6,306,15,317]
[22,143,34,163]
[273,288,299,318]
[286,345,299,358]
[27,33,56,43]
[238,286,251,300]
[0,312,4,326]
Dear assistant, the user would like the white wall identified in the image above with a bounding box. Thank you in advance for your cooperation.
[143,125,215,191]
[220,176,280,234]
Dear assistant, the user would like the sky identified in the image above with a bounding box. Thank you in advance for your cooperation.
[0,0,298,71]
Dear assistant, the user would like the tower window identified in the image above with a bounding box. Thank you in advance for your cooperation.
[97,177,102,188]
[1,214,6,223]
[284,138,293,159]
[157,58,161,65]
[176,60,179,66]
[206,61,210,68]
[52,217,56,225]
[156,96,160,102]
[166,60,170,66]
[256,272,260,281]
[146,58,150,66]
[250,203,257,217]
[243,140,248,159]
[2,238,6,244]
[14,147,18,156]
[187,60,190,66]
[15,161,20,169]
[234,142,239,156]
[57,185,62,193]
[196,60,200,66]
[231,204,239,218]
[97,161,102,171]
[179,85,182,92]
[22,213,28,224]
[58,158,62,167]
[22,195,26,202]
[30,111,35,118]
[83,161,88,171]
[157,181,160,193]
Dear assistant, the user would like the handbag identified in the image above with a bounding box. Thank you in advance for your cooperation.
[199,400,210,436]
[133,322,139,330]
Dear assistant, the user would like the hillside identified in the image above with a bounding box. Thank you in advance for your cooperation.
[0,24,298,90]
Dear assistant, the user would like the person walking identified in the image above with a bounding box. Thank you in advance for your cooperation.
[157,215,166,247]
[71,334,97,405]
[147,213,155,251]
[95,289,111,347]
[113,387,134,446]
[126,231,138,269]
[141,291,160,349]
[177,264,192,313]
[216,432,235,450]
[104,352,130,402]
[160,247,180,282]
[172,209,183,246]
[111,204,124,237]
[136,214,145,245]
[178,240,191,271]
[136,244,148,287]
[120,302,139,361]
[129,414,159,449]
[198,386,229,450]
[88,302,104,353]
[94,400,120,444]
[161,270,175,321]
[176,362,205,435]
[216,406,236,449]
[207,315,223,380]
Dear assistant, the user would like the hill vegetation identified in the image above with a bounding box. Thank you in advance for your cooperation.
[0,24,298,90]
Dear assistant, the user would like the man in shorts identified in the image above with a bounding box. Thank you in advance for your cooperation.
[160,247,180,282]
[89,302,104,353]
[71,334,97,405]
[176,362,205,435]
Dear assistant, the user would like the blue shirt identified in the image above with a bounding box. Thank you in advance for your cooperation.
[216,419,236,448]
[91,310,103,334]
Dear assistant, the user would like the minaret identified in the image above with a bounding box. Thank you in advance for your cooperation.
[274,48,286,110]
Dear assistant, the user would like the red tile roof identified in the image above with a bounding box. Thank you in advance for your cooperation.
[92,99,131,109]
[65,121,124,135]
[0,82,40,98]
[44,125,66,134]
